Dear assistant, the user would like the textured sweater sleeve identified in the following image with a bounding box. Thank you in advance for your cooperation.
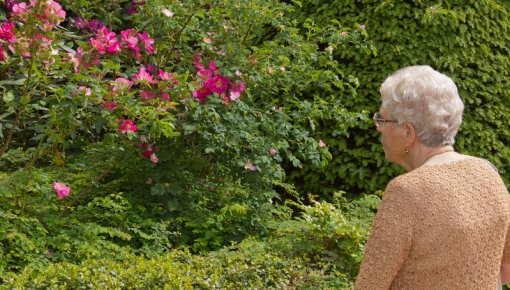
[501,198,510,264]
[355,178,415,290]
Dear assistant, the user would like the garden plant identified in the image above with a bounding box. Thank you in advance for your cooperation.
[0,0,375,288]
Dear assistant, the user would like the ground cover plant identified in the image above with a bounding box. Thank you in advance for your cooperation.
[0,0,374,287]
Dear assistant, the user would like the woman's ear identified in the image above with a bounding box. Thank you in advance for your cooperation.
[404,123,416,145]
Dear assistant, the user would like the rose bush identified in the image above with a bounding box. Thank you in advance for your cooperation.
[0,0,369,283]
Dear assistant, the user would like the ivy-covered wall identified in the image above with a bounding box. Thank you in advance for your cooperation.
[289,0,510,196]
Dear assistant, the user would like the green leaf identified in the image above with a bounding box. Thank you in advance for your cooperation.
[0,78,27,86]
[20,94,31,105]
[3,90,14,103]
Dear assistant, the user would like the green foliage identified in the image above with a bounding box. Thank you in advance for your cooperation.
[289,0,510,195]
[266,192,379,280]
[2,195,378,289]
[0,0,375,286]
[0,145,180,276]
[2,246,350,289]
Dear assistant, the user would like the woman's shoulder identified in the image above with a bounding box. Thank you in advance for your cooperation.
[383,174,419,202]
[387,155,501,196]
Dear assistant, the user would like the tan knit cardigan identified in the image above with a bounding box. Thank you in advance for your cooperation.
[355,157,510,289]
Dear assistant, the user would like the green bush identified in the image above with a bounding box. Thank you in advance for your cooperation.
[0,156,175,276]
[289,0,510,195]
[2,246,351,289]
[0,2,380,289]
[265,191,380,281]
[1,191,379,289]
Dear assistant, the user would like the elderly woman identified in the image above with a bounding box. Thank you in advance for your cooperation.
[355,65,510,289]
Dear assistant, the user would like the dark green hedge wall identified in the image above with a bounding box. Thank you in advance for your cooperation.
[289,0,510,196]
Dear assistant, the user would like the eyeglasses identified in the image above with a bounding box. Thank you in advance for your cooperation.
[372,112,399,128]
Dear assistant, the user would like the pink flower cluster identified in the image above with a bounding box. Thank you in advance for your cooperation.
[0,21,15,61]
[140,139,159,164]
[89,27,121,55]
[88,26,155,61]
[118,119,138,133]
[0,0,65,61]
[67,24,155,72]
[100,77,134,110]
[52,181,70,199]
[11,0,65,31]
[65,47,100,73]
[132,65,178,102]
[98,64,178,111]
[192,55,246,103]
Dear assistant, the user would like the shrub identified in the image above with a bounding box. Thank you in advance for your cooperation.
[0,0,371,277]
[265,191,380,281]
[1,192,379,289]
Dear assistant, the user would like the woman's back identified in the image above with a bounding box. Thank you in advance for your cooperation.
[355,157,510,289]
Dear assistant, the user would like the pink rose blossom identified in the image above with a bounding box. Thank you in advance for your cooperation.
[194,55,217,79]
[11,2,29,16]
[121,29,139,51]
[192,86,212,102]
[102,100,117,110]
[126,6,138,15]
[111,77,133,92]
[270,149,277,155]
[137,31,155,54]
[71,47,100,72]
[150,153,159,164]
[52,181,70,199]
[244,160,257,171]
[227,80,245,102]
[133,66,157,84]
[42,0,66,28]
[89,27,121,55]
[88,19,105,32]
[160,92,170,100]
[204,75,229,95]
[0,22,16,43]
[121,38,142,63]
[74,17,87,30]
[158,69,178,86]
[78,86,91,96]
[117,119,138,133]
[141,143,158,158]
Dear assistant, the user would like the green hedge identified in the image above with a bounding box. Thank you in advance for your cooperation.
[2,243,353,289]
[289,0,510,196]
[2,192,379,289]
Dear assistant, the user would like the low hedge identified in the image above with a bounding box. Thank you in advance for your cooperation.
[2,241,353,289]
[1,191,378,289]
